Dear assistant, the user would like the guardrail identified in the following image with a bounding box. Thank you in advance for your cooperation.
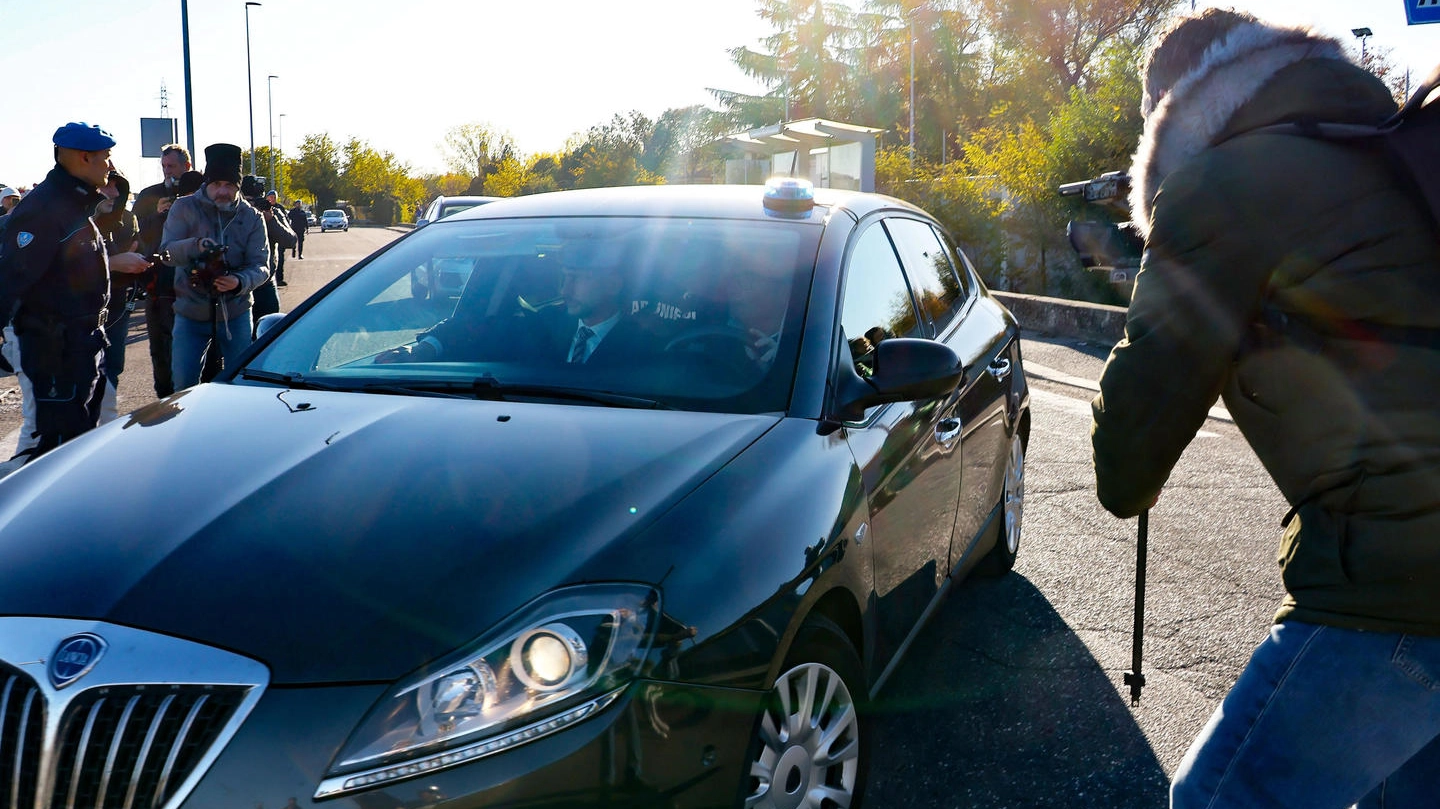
[992,291,1126,347]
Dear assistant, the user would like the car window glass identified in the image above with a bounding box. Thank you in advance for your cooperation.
[838,223,920,382]
[883,217,966,333]
[248,217,822,415]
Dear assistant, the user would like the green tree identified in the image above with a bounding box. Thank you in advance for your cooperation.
[566,112,665,189]
[851,1,985,158]
[288,133,342,211]
[959,44,1144,300]
[337,138,426,224]
[717,0,858,126]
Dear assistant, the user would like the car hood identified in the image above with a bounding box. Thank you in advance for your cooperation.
[0,384,777,684]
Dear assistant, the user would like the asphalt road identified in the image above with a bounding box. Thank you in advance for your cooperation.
[865,338,1288,807]
[0,225,1291,806]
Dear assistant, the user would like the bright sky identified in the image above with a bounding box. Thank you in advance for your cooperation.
[1,0,1434,191]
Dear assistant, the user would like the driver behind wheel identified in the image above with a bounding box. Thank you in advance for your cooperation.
[379,241,661,366]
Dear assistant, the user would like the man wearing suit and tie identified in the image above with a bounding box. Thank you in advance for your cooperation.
[380,242,656,366]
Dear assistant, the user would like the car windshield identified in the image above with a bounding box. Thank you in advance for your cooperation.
[324,210,343,217]
[243,216,821,414]
[438,203,482,219]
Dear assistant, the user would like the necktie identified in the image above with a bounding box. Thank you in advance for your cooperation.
[569,325,595,363]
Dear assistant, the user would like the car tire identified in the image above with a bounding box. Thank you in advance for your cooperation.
[743,615,869,809]
[978,431,1025,577]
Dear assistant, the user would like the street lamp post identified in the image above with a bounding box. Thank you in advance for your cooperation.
[181,0,196,157]
[267,75,278,192]
[1352,26,1373,63]
[244,1,262,177]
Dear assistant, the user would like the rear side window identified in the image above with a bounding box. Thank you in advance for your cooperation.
[883,217,968,334]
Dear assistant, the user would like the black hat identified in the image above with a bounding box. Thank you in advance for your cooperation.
[176,170,205,196]
[202,143,243,185]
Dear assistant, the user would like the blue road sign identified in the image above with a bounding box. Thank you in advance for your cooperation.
[1408,0,1440,25]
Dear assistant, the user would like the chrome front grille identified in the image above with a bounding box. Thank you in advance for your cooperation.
[49,685,247,809]
[0,620,269,809]
[0,664,45,809]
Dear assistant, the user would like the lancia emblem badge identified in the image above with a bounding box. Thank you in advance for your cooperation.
[50,633,106,688]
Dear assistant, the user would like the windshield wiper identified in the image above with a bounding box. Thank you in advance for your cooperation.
[238,369,469,399]
[238,370,670,408]
[450,375,669,409]
[237,369,348,391]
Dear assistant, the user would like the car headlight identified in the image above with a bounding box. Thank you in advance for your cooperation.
[318,584,657,796]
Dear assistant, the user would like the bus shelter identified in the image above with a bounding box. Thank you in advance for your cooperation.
[718,118,883,192]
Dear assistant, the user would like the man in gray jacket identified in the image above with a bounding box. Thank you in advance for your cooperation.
[160,143,270,389]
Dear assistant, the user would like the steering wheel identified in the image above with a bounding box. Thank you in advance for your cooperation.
[664,325,760,378]
[664,325,754,353]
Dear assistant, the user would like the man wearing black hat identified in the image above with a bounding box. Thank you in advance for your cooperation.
[0,122,152,465]
[160,143,271,390]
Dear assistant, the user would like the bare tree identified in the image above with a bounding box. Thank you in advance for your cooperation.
[440,123,516,182]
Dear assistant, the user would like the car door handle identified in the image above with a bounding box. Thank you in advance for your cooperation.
[987,358,1011,381]
[935,418,961,444]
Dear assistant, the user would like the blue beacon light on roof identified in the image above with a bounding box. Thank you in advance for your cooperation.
[762,177,816,213]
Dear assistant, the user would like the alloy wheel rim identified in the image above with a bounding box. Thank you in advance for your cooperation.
[1004,435,1025,554]
[745,661,860,809]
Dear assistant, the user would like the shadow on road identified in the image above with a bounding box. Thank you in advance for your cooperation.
[867,573,1169,808]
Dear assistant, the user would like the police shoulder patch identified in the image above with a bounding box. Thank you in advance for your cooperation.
[15,232,33,248]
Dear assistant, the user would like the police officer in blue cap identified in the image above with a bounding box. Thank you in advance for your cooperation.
[0,122,152,466]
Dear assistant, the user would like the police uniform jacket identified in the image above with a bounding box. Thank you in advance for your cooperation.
[1091,21,1440,635]
[0,165,109,341]
[161,186,270,323]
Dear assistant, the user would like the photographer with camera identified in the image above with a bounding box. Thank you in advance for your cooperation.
[160,143,270,390]
[132,143,192,398]
[1091,11,1440,806]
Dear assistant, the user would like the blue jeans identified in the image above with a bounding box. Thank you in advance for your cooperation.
[171,309,252,390]
[1172,621,1440,809]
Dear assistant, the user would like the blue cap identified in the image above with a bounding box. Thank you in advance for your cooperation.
[52,122,116,151]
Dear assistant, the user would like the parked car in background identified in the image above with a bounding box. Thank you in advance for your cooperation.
[320,209,348,232]
[306,209,318,228]
[415,195,500,228]
[411,196,503,298]
[0,180,1028,809]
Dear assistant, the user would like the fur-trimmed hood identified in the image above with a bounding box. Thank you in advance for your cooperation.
[1128,21,1352,237]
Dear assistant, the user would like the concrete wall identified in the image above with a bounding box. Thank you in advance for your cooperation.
[992,291,1128,346]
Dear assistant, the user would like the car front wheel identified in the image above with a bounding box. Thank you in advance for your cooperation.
[744,616,868,809]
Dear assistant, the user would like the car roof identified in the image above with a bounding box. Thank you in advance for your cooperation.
[440,184,926,225]
[436,195,502,206]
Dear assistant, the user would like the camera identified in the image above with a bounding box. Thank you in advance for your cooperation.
[1059,171,1142,279]
[186,243,230,292]
[1058,170,1131,204]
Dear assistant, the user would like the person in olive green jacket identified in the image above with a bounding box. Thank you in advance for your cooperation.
[1091,10,1440,808]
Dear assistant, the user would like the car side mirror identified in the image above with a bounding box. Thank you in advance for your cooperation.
[415,219,430,229]
[255,312,287,340]
[832,338,964,422]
